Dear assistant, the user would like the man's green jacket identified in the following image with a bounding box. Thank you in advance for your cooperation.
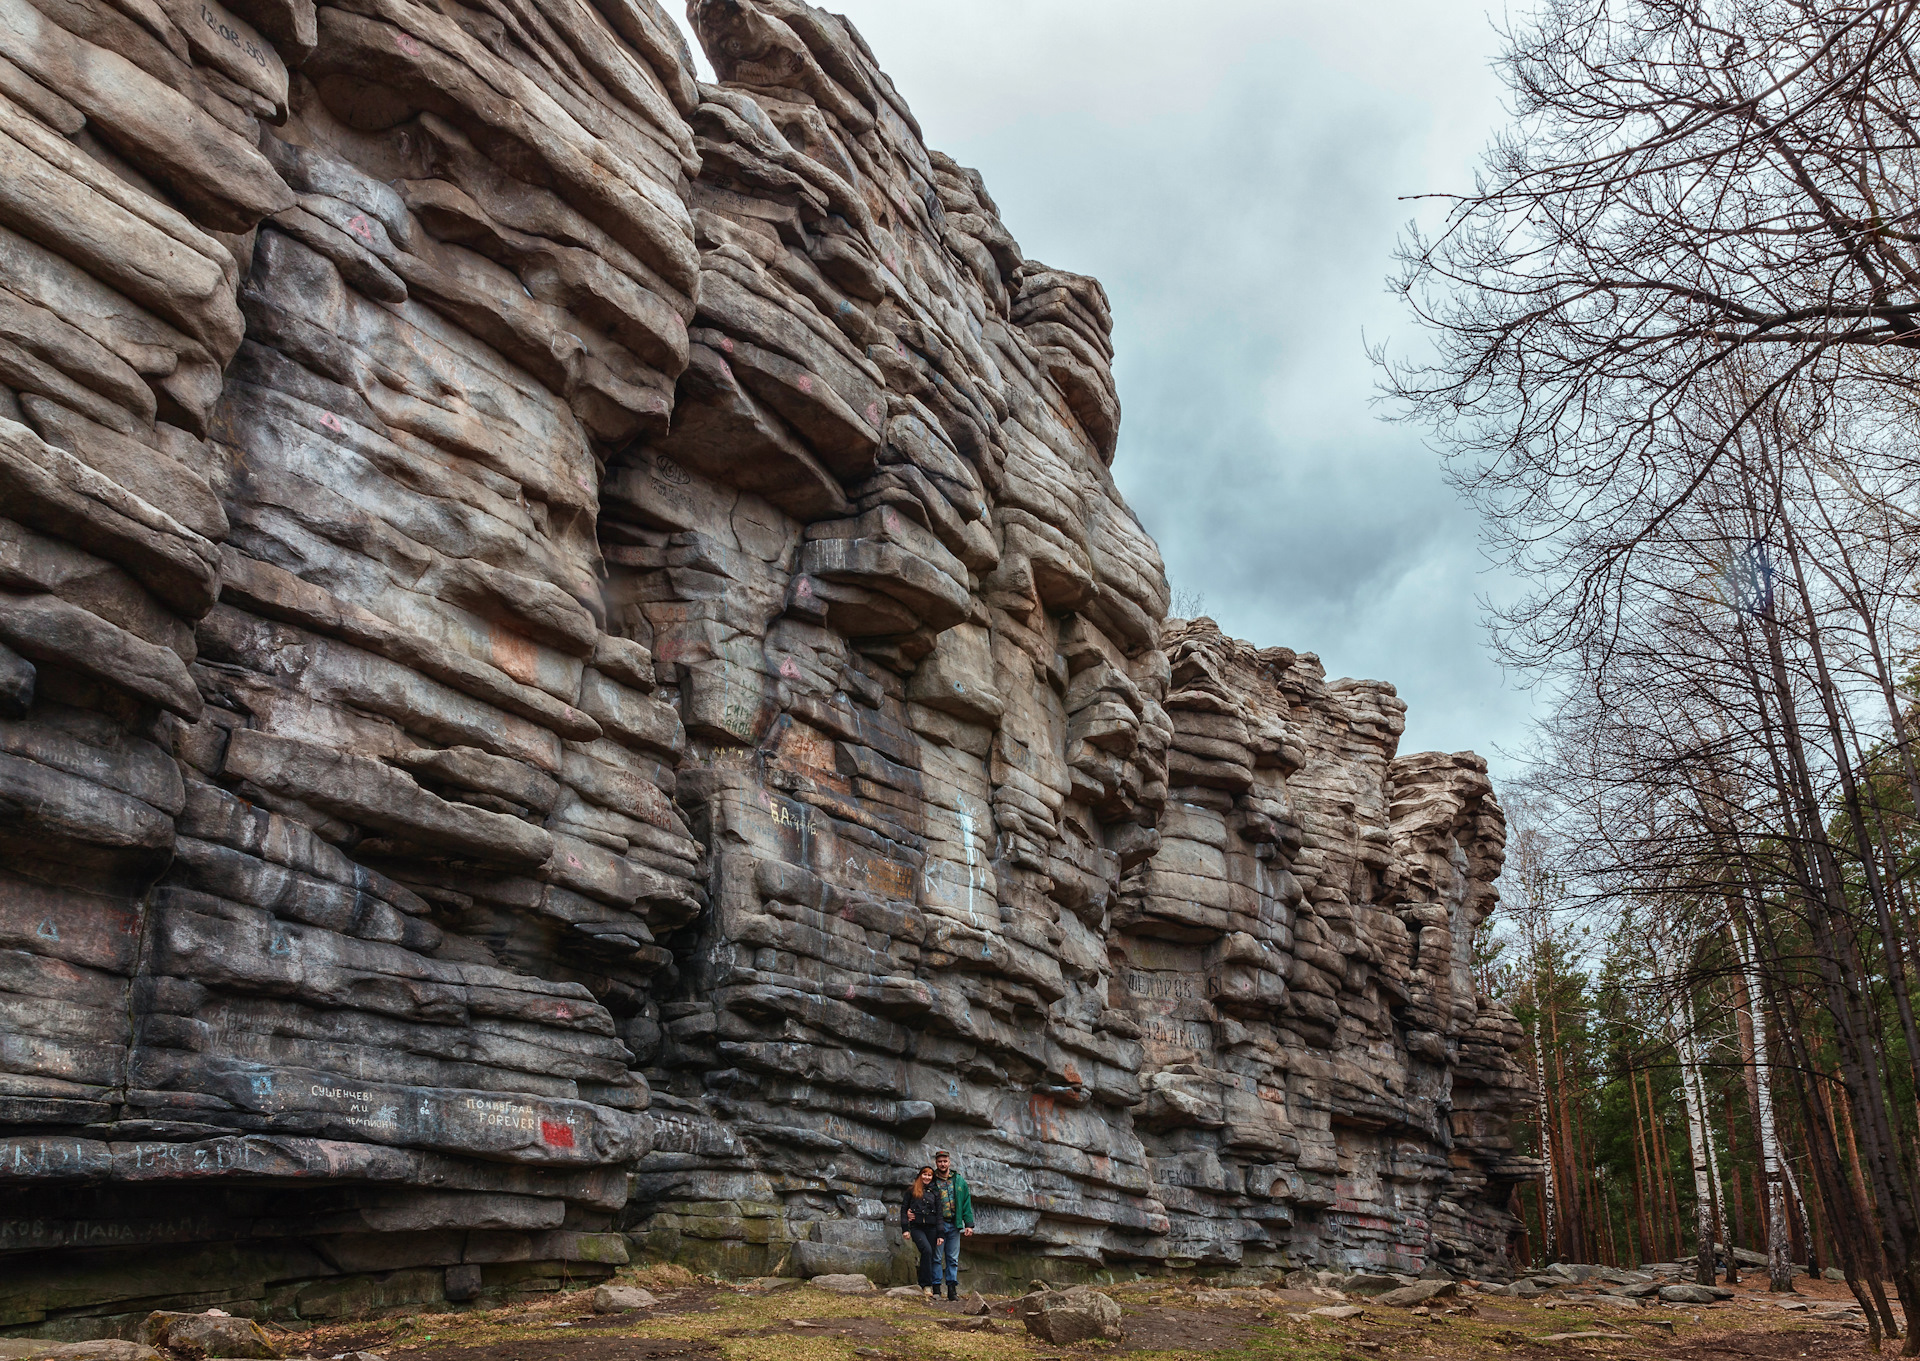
[935,1172,974,1228]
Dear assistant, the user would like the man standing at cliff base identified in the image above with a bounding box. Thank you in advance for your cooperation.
[931,1148,974,1301]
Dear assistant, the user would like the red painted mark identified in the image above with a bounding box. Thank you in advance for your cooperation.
[347,214,375,241]
[490,622,539,686]
[394,30,421,55]
[319,411,343,433]
[796,373,813,394]
[719,335,735,353]
[540,1120,576,1148]
[866,402,880,425]
[779,657,801,680]
[1028,1092,1060,1141]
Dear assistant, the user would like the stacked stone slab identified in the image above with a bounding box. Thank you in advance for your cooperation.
[0,0,1531,1333]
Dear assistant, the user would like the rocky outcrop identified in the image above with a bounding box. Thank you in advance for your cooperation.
[0,0,1530,1333]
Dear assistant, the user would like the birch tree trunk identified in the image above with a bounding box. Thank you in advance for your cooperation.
[1705,1078,1735,1282]
[1733,919,1796,1289]
[1677,997,1719,1284]
[1535,1011,1558,1262]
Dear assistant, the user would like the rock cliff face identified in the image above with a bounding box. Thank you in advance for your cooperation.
[0,0,1531,1331]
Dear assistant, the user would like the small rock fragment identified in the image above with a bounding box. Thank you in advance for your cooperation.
[1375,1280,1457,1308]
[1658,1284,1729,1304]
[591,1285,659,1313]
[808,1274,877,1294]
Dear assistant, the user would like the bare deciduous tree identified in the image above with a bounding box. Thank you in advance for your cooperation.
[1387,2,1920,1341]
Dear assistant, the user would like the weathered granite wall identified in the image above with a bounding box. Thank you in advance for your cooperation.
[0,0,1531,1332]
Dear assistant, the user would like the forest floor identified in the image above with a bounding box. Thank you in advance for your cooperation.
[281,1267,1893,1361]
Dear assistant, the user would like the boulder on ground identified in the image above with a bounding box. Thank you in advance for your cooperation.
[591,1285,659,1313]
[809,1274,877,1294]
[1341,1274,1406,1295]
[16,1346,164,1361]
[1308,1305,1367,1320]
[1376,1280,1457,1308]
[738,1278,804,1293]
[142,1314,280,1359]
[1010,1287,1123,1344]
[1659,1284,1729,1303]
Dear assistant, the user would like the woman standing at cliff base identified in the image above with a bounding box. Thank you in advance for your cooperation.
[901,1165,943,1298]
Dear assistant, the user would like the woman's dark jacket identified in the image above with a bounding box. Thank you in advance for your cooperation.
[901,1183,942,1234]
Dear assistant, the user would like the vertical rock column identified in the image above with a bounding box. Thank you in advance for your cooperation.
[1,0,711,1330]
[616,0,1174,1283]
[1105,621,1529,1275]
[0,0,292,1322]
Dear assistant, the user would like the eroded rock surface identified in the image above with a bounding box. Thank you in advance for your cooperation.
[0,0,1530,1331]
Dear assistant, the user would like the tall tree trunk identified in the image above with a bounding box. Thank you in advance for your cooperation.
[1731,916,1796,1290]
[1646,1065,1684,1257]
[1676,993,1719,1284]
[1534,1012,1557,1263]
[1773,526,1920,1351]
[1629,1067,1658,1266]
[1720,1087,1743,1281]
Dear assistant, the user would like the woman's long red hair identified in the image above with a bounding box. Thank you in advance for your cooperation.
[910,1169,932,1199]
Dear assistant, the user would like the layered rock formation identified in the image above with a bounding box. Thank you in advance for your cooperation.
[0,0,1531,1332]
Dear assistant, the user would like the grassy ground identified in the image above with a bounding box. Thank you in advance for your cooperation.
[280,1267,1881,1361]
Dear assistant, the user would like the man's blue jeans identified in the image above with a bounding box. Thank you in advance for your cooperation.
[937,1223,963,1284]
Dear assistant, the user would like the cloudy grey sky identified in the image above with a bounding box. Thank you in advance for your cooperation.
[681,3,1534,771]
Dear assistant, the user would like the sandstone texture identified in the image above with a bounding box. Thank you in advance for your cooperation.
[138,1314,278,1358]
[1009,1287,1123,1344]
[0,0,1532,1333]
[587,1285,657,1313]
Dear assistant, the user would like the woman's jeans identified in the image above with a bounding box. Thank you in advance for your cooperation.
[909,1226,940,1288]
[937,1224,963,1285]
